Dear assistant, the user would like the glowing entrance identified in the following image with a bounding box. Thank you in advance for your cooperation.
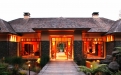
[50,35,73,60]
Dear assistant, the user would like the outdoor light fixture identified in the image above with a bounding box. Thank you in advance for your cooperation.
[28,64,31,75]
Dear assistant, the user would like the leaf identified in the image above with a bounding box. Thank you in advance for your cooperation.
[79,66,92,74]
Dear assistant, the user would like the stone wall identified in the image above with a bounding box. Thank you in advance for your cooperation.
[8,42,18,56]
[41,41,49,57]
[74,41,82,61]
[0,41,9,58]
[106,41,115,55]
[114,41,121,47]
[106,41,121,55]
[0,41,18,58]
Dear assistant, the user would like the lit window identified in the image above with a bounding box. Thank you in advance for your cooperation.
[106,35,114,42]
[9,35,17,42]
[83,38,104,59]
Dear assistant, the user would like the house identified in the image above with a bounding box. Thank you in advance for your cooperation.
[0,12,121,61]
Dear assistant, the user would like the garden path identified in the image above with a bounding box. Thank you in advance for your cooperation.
[38,60,85,75]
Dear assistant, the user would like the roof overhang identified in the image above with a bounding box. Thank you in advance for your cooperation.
[32,28,90,31]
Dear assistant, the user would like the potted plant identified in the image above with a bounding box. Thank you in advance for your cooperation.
[58,42,65,52]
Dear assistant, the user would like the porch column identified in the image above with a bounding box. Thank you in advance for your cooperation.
[41,41,49,57]
[74,41,82,60]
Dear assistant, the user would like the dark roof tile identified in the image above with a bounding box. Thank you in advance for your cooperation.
[0,19,16,34]
[9,17,115,33]
[107,19,121,34]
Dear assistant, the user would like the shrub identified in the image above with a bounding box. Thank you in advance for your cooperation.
[0,63,9,75]
[32,66,41,73]
[4,57,13,64]
[22,64,29,70]
[79,66,92,74]
[18,70,27,75]
[40,55,50,68]
[5,56,24,66]
[12,56,24,66]
[79,64,113,75]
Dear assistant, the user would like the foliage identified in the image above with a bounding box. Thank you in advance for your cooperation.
[4,56,25,75]
[0,62,8,68]
[11,56,24,65]
[114,47,121,71]
[22,64,29,70]
[18,70,27,75]
[4,57,13,64]
[36,58,41,64]
[91,61,99,70]
[79,64,113,75]
[79,66,92,74]
[40,55,50,68]
[32,66,41,73]
[92,64,113,75]
[114,71,121,75]
[0,62,9,75]
[5,56,24,65]
[114,47,121,51]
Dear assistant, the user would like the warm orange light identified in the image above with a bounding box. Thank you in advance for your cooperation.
[96,60,100,63]
[90,65,92,68]
[28,64,30,67]
[111,35,114,41]
[68,42,70,46]
[53,42,55,45]
[107,35,114,42]
[94,38,97,41]
[9,35,16,42]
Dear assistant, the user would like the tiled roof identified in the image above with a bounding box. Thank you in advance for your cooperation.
[0,19,16,34]
[107,19,121,34]
[9,17,115,33]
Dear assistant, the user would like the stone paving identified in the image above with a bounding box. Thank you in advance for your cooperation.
[38,60,85,75]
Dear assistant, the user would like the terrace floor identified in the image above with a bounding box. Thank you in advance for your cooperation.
[38,60,85,75]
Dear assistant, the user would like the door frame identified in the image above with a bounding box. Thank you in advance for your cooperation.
[49,35,74,60]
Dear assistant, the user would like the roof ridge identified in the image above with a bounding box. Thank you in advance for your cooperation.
[0,19,9,32]
[114,20,121,32]
[2,20,16,34]
[93,18,108,29]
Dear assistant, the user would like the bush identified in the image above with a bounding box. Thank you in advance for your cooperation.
[22,64,29,70]
[12,56,24,66]
[4,57,13,64]
[40,55,50,68]
[0,63,9,75]
[18,70,27,75]
[4,56,24,75]
[79,64,113,75]
[32,66,41,73]
[5,56,24,65]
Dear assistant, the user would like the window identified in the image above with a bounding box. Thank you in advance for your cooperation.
[20,38,40,59]
[21,38,41,42]
[83,38,104,59]
[106,35,114,42]
[9,35,17,42]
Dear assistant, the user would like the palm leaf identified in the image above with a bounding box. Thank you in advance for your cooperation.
[114,47,121,52]
[79,66,92,74]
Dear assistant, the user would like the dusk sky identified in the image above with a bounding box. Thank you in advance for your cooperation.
[0,0,121,21]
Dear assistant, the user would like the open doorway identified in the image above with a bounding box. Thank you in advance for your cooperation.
[50,35,73,60]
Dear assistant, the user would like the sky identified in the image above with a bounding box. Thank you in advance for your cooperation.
[0,0,121,21]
